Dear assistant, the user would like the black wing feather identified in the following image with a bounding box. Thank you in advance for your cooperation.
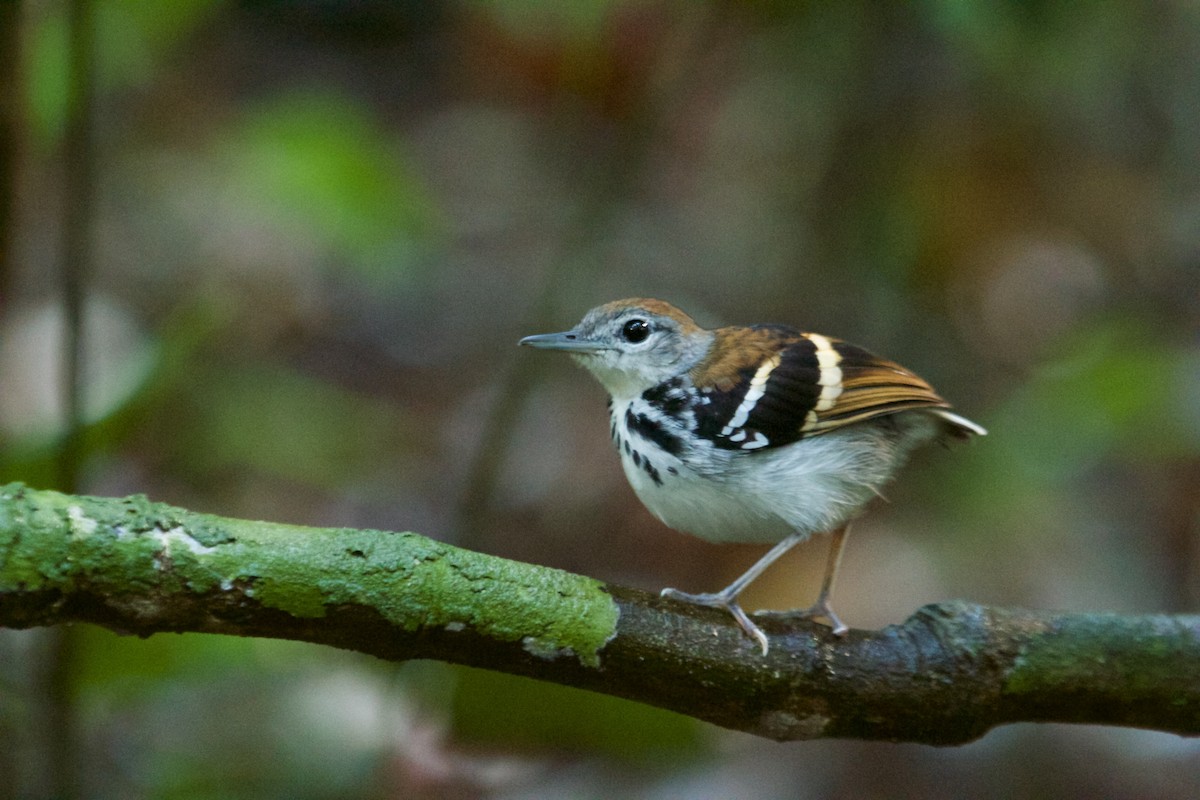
[689,330,953,451]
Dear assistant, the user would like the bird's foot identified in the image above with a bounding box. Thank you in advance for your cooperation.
[757,597,848,636]
[660,587,770,655]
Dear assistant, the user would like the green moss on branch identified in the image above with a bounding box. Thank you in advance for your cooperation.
[3,482,1199,744]
[0,483,618,668]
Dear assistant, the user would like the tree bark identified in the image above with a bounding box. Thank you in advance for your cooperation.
[1,482,1197,744]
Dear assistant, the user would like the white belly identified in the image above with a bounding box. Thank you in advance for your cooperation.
[622,454,796,543]
[615,405,939,544]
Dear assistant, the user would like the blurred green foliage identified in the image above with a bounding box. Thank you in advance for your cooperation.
[450,667,703,761]
[217,91,442,284]
[173,360,414,487]
[26,0,223,143]
[2,0,1198,797]
[988,317,1197,487]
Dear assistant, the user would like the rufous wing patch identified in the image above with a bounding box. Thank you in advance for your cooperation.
[689,325,955,449]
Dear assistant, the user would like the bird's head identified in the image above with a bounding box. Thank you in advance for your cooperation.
[520,298,714,399]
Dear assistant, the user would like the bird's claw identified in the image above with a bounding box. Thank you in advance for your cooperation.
[660,587,771,655]
[757,598,848,636]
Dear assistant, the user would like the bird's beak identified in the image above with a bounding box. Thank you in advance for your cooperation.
[518,331,609,352]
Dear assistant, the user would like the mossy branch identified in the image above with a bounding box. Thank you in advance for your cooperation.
[1,483,1197,744]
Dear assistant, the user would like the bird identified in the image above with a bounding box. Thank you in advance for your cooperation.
[519,298,985,655]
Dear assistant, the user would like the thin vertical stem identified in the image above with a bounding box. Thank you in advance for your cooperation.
[0,0,19,308]
[46,2,97,799]
[59,0,94,494]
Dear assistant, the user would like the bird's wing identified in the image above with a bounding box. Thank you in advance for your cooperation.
[689,326,963,451]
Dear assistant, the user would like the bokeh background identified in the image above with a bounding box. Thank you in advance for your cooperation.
[2,2,1199,798]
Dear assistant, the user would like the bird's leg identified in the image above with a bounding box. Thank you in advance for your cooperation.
[787,523,850,635]
[660,532,806,655]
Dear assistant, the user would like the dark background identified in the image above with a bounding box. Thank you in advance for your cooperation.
[1,2,1198,797]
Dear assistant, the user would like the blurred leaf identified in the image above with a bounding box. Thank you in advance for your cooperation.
[960,316,1199,510]
[926,1,1148,122]
[450,666,704,762]
[25,7,69,144]
[177,362,415,487]
[25,1,223,144]
[71,629,374,800]
[219,90,441,284]
[479,0,617,42]
[72,626,263,701]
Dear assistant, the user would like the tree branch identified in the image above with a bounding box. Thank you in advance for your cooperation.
[1,482,1197,744]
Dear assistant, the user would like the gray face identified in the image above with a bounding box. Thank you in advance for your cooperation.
[520,303,714,399]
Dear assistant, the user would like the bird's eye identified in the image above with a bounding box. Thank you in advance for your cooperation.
[621,318,650,343]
